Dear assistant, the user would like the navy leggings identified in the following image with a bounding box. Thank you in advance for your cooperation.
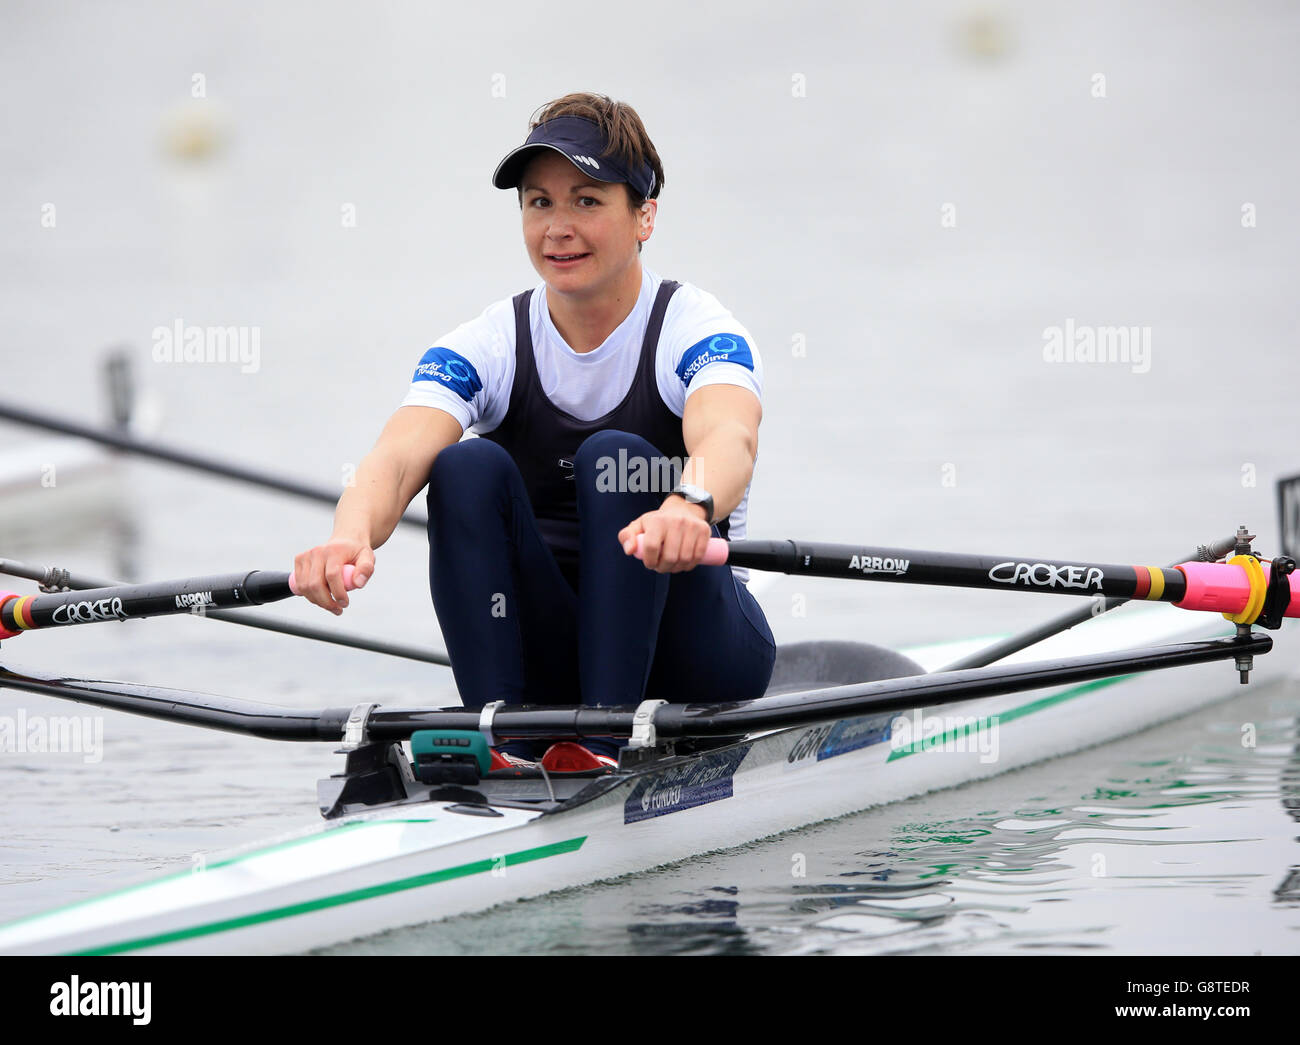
[426,430,775,751]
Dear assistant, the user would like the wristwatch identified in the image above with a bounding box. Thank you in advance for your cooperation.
[666,483,714,525]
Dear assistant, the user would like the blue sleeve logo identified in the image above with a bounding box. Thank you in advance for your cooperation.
[412,347,483,402]
[675,334,754,387]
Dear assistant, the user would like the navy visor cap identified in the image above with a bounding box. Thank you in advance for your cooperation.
[492,116,657,200]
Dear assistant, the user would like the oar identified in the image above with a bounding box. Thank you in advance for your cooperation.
[0,558,449,665]
[0,631,1272,741]
[0,400,428,530]
[940,535,1239,671]
[636,536,1299,627]
[0,565,368,637]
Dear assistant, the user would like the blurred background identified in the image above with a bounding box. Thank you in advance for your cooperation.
[4,0,1298,681]
[2,0,1298,952]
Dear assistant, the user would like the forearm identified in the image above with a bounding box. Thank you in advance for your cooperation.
[680,419,755,522]
[330,450,411,549]
[328,407,462,549]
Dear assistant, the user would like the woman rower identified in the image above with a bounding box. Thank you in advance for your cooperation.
[293,92,775,771]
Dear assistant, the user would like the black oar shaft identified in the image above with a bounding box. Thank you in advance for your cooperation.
[725,539,1188,603]
[939,597,1126,672]
[365,706,636,740]
[653,634,1269,736]
[0,664,350,740]
[4,633,1259,744]
[0,400,428,529]
[0,558,450,665]
[1,571,291,632]
[940,535,1238,671]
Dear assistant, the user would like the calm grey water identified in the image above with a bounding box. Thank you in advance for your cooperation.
[1,1,1299,954]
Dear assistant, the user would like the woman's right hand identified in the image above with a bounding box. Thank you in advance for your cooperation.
[293,537,374,615]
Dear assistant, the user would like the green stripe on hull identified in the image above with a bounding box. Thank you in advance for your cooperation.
[67,835,588,956]
[0,819,391,933]
[886,674,1133,761]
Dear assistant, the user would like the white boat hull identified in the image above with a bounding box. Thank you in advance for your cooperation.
[0,604,1295,955]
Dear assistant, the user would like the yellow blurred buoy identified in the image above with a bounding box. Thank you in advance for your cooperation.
[955,7,1016,62]
[160,98,231,162]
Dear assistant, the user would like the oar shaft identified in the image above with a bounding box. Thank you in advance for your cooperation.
[0,557,448,665]
[1,632,1272,743]
[0,401,339,505]
[653,634,1273,737]
[699,539,1300,620]
[0,400,429,529]
[940,536,1239,671]
[706,538,1186,601]
[1,571,293,634]
[0,664,350,740]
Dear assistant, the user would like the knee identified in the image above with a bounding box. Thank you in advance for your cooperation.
[575,429,652,467]
[573,430,668,483]
[427,438,515,508]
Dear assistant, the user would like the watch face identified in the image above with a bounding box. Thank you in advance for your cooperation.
[679,484,707,503]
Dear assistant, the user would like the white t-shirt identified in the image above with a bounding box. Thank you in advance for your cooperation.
[401,266,762,557]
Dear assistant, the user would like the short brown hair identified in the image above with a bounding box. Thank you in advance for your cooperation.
[526,92,664,207]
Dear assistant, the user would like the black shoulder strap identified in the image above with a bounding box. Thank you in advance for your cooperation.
[501,289,534,424]
[639,279,680,365]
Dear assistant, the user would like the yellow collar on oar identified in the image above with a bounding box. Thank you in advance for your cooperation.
[1224,554,1268,624]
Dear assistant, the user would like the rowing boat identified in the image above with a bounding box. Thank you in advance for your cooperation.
[1,513,1297,955]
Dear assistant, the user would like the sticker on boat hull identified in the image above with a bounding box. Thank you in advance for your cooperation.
[817,714,893,759]
[624,747,750,824]
[786,714,893,765]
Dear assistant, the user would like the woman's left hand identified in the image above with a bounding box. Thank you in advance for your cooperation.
[619,499,712,572]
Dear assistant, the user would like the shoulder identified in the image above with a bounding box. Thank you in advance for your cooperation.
[432,295,518,351]
[412,297,515,382]
[661,279,743,328]
[404,295,523,428]
[657,277,761,389]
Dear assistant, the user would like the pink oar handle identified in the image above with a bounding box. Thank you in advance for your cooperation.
[633,535,730,566]
[1175,560,1300,618]
[288,564,359,597]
